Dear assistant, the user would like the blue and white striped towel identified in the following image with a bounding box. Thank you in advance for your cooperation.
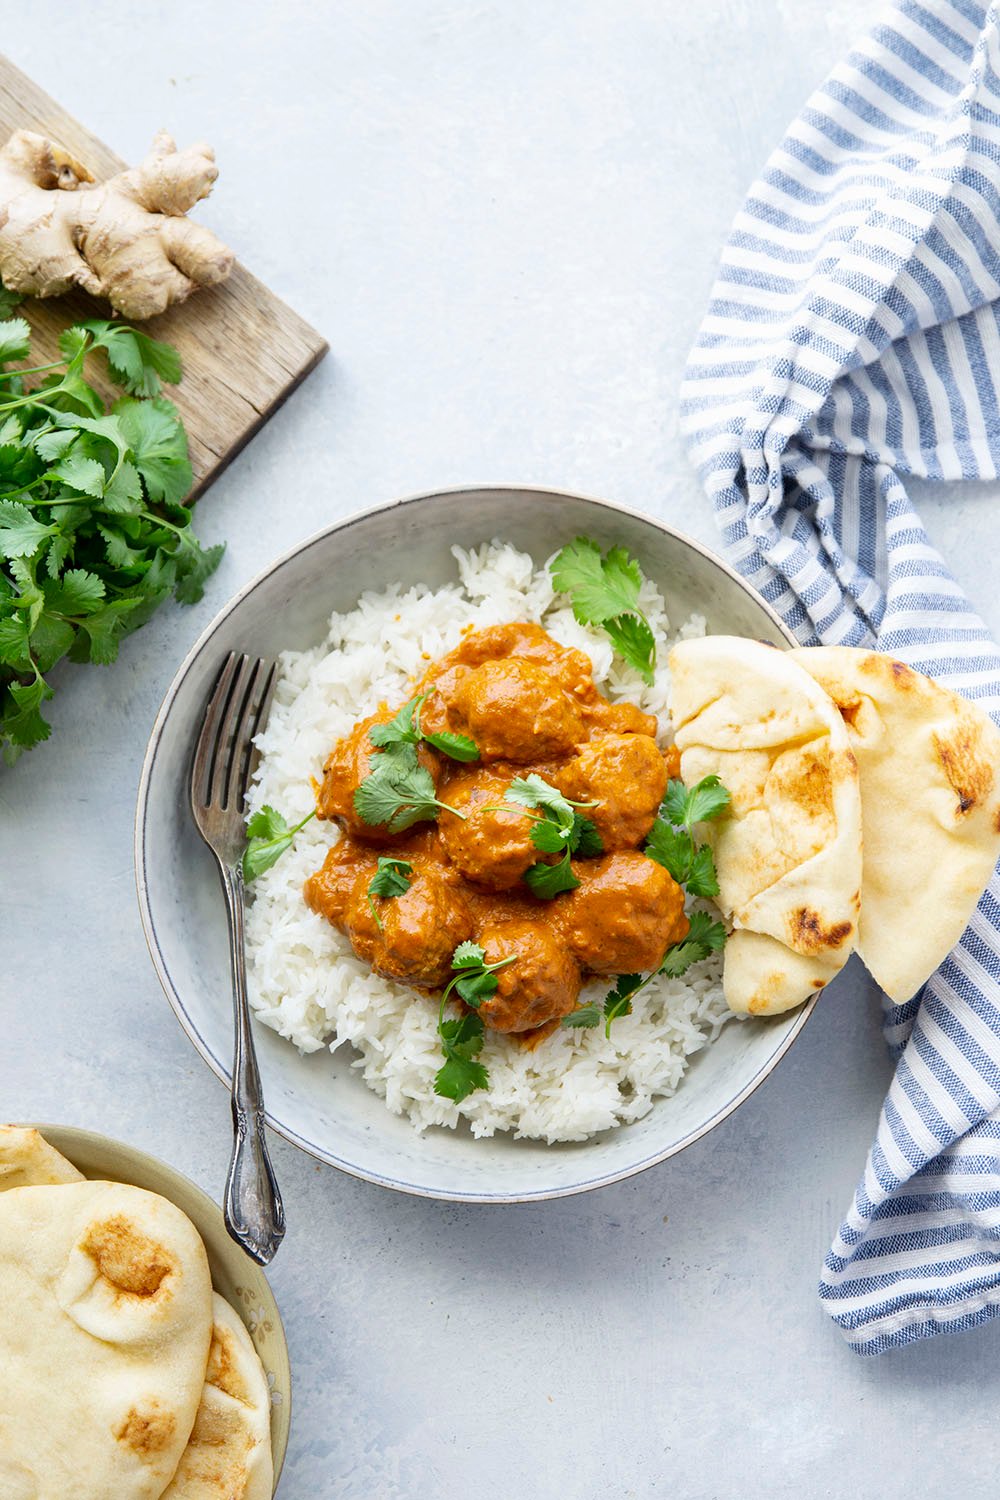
[681,0,1000,1354]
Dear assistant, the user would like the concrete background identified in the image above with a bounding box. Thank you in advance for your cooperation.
[5,2,1000,1495]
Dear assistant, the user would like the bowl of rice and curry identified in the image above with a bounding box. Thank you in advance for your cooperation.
[136,486,1000,1201]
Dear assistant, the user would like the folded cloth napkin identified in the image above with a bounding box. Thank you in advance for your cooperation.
[681,0,1000,1354]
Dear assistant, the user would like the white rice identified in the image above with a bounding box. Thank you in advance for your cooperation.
[245,540,731,1143]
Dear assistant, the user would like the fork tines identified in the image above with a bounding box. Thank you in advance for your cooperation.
[192,653,277,814]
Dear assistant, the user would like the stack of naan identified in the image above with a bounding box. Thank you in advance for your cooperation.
[669,638,1000,1016]
[0,1127,274,1500]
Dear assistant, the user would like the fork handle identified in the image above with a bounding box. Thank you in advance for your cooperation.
[217,861,286,1265]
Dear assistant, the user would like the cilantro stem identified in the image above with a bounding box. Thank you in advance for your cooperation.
[437,954,516,1024]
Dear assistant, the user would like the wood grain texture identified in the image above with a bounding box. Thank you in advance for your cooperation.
[0,53,328,500]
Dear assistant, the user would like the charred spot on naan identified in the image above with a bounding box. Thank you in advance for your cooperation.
[933,723,995,818]
[81,1215,175,1299]
[114,1401,177,1457]
[788,906,854,955]
[207,1321,257,1406]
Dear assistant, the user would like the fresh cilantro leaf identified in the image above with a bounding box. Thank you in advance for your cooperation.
[561,1005,602,1029]
[369,692,480,763]
[113,396,193,506]
[172,539,225,605]
[44,569,105,617]
[453,941,487,968]
[550,537,641,623]
[423,729,479,761]
[369,696,421,748]
[644,817,694,883]
[0,285,24,320]
[51,451,106,497]
[663,775,730,829]
[524,850,580,899]
[570,814,603,857]
[657,914,727,977]
[603,972,644,1035]
[0,615,31,667]
[368,857,413,900]
[0,319,31,366]
[33,429,78,462]
[603,612,656,685]
[506,773,574,820]
[529,818,569,854]
[455,969,500,1007]
[242,805,317,882]
[687,843,721,899]
[0,501,56,559]
[434,1047,489,1103]
[354,754,464,833]
[80,322,182,397]
[28,614,75,672]
[2,676,53,760]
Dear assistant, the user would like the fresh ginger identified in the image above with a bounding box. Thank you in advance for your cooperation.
[0,129,233,320]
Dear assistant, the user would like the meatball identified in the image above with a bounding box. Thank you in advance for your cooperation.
[451,659,584,762]
[560,851,689,974]
[559,733,668,851]
[303,840,379,927]
[317,708,439,842]
[476,919,582,1033]
[437,765,539,890]
[345,863,473,989]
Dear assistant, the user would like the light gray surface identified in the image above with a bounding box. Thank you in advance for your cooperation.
[4,2,1000,1496]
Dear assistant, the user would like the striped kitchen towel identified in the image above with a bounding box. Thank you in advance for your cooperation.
[680,0,1000,1353]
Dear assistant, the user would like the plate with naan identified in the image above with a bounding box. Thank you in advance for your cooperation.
[0,1124,290,1500]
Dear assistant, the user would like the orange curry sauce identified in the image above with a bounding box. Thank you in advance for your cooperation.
[303,622,688,1043]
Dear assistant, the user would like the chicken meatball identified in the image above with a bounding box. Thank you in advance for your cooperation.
[559,733,669,851]
[560,851,689,974]
[345,862,473,988]
[317,709,439,842]
[476,919,582,1033]
[303,840,379,926]
[437,765,539,890]
[451,659,584,762]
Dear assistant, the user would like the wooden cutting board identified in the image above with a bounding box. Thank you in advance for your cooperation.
[0,54,328,500]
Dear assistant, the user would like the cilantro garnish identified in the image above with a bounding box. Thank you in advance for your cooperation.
[242,805,317,882]
[495,774,603,899]
[366,856,413,930]
[645,774,730,898]
[354,747,465,833]
[433,942,516,1103]
[369,690,479,762]
[0,294,222,763]
[549,536,656,684]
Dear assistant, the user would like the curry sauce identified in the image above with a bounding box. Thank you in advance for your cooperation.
[304,622,688,1039]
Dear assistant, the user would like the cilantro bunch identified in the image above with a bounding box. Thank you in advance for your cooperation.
[0,292,223,763]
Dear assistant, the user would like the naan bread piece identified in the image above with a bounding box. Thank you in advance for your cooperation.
[0,1180,213,1500]
[163,1293,274,1500]
[669,636,863,1015]
[792,646,1000,1002]
[0,1126,84,1190]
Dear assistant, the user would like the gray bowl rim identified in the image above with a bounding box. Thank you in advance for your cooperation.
[134,483,817,1203]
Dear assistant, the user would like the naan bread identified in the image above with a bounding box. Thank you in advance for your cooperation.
[0,1179,213,1500]
[0,1126,83,1190]
[669,636,863,1015]
[792,646,1000,1001]
[163,1293,274,1499]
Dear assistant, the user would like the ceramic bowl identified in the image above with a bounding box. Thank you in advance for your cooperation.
[136,485,813,1202]
[26,1124,290,1488]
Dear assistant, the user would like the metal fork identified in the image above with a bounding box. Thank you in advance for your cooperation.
[190,652,286,1265]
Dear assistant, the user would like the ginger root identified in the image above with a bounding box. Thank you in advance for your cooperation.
[0,129,234,320]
